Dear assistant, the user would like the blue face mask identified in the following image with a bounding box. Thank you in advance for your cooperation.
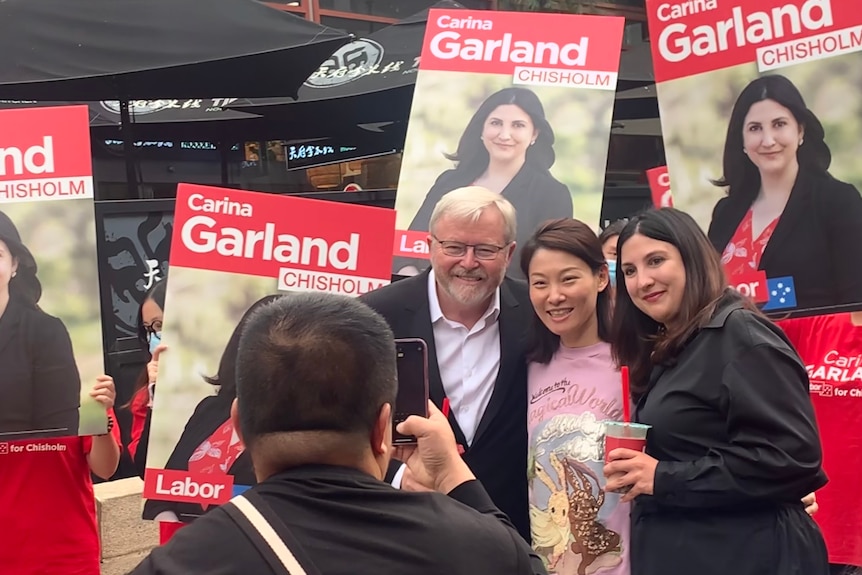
[148,332,162,356]
[607,259,617,287]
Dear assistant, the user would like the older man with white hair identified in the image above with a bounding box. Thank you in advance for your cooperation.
[361,186,533,540]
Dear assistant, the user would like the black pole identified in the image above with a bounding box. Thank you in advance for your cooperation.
[218,141,229,186]
[118,99,139,198]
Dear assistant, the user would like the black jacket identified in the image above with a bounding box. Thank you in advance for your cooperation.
[631,293,829,575]
[0,300,80,438]
[142,393,255,522]
[708,170,862,315]
[131,465,547,575]
[393,164,572,279]
[360,271,533,541]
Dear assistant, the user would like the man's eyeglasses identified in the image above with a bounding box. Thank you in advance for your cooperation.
[432,236,509,260]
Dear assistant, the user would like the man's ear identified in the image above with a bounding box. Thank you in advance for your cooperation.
[230,398,244,445]
[372,403,392,458]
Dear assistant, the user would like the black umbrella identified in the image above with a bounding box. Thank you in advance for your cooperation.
[229,0,465,140]
[0,99,262,127]
[0,0,350,101]
[0,0,350,194]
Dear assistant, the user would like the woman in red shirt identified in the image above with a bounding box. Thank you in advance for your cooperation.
[0,376,121,575]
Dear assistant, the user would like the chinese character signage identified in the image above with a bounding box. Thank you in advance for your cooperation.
[142,184,395,522]
[0,105,107,439]
[647,0,862,318]
[390,9,625,279]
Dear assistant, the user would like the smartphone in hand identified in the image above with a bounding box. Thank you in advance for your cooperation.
[393,338,430,445]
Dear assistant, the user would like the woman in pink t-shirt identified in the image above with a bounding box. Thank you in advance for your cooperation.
[520,218,630,575]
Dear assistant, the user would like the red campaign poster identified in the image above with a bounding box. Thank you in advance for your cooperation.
[647,0,862,318]
[391,9,625,279]
[648,1,862,566]
[0,105,108,442]
[142,184,394,522]
[645,166,674,208]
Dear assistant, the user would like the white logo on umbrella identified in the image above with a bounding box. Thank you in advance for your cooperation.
[304,39,385,88]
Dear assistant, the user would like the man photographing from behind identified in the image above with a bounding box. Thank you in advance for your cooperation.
[131,292,545,575]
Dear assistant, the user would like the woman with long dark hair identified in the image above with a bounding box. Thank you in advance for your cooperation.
[708,74,862,313]
[605,208,828,575]
[142,294,281,532]
[520,218,630,575]
[395,87,572,278]
[0,210,81,437]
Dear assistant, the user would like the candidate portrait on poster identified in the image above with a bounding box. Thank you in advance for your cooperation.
[647,0,862,317]
[393,86,572,277]
[142,184,396,519]
[141,295,278,522]
[0,210,81,437]
[391,9,625,280]
[707,74,862,313]
[0,104,107,440]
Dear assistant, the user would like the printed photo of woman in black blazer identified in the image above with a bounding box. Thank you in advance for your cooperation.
[394,87,572,279]
[707,74,862,314]
[0,210,81,438]
[142,294,280,523]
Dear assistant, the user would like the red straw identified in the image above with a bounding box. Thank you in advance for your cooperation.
[620,366,631,423]
[442,397,451,419]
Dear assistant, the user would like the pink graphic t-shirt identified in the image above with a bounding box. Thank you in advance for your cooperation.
[528,341,631,575]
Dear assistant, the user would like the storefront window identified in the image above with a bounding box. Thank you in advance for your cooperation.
[306,153,402,191]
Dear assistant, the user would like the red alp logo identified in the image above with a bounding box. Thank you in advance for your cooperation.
[143,468,233,506]
[729,269,768,303]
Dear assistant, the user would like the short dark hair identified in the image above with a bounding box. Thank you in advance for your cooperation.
[520,218,612,364]
[713,74,831,196]
[235,292,397,448]
[611,208,757,400]
[447,87,556,179]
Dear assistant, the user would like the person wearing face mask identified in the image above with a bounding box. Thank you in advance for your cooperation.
[605,208,828,575]
[708,74,862,314]
[599,219,626,293]
[124,278,167,476]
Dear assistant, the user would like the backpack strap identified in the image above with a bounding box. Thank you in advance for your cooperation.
[222,490,322,575]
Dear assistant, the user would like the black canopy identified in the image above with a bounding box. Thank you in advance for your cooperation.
[229,0,465,133]
[0,0,350,101]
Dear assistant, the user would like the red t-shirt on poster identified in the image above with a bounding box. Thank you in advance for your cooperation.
[779,313,862,568]
[0,419,121,575]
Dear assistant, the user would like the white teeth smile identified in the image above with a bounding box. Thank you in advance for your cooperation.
[548,309,573,318]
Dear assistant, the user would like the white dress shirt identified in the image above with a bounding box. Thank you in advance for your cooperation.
[390,271,503,489]
[427,270,502,447]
